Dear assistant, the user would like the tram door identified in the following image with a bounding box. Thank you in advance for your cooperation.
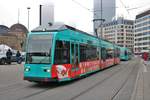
[71,43,79,77]
[114,48,117,64]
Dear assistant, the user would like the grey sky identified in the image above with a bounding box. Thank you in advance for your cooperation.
[0,0,149,33]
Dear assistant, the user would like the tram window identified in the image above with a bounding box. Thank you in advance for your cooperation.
[117,48,120,57]
[125,50,128,56]
[80,44,98,62]
[114,48,120,58]
[101,47,106,60]
[86,45,97,61]
[106,48,114,59]
[114,49,117,58]
[54,40,70,64]
[96,48,100,60]
[80,44,86,62]
[71,44,79,66]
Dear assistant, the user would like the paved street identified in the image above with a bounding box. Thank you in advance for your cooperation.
[0,58,149,100]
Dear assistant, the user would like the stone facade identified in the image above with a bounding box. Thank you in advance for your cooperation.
[0,23,28,51]
[0,35,20,50]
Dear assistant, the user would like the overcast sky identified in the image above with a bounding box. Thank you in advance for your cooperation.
[0,0,149,33]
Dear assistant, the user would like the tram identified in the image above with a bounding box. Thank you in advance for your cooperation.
[24,23,127,82]
[119,47,132,61]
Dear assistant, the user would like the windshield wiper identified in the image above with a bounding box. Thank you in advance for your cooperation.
[39,57,51,64]
[38,54,51,64]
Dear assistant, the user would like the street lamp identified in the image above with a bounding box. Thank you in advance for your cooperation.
[27,7,31,31]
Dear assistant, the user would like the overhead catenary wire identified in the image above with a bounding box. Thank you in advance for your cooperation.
[71,0,99,23]
[71,0,150,17]
[71,0,127,20]
[71,0,92,12]
[71,0,107,22]
[118,0,130,16]
[118,0,150,17]
[127,3,150,11]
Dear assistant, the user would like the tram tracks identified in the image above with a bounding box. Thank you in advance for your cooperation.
[69,59,139,100]
[110,61,139,100]
[0,59,138,100]
[0,82,26,94]
[17,60,134,100]
[0,81,60,96]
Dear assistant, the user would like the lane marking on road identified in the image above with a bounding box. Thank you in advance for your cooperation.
[143,64,147,72]
[142,61,147,72]
[140,59,147,72]
[130,64,141,100]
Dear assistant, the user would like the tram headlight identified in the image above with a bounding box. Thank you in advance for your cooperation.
[25,68,30,72]
[46,69,51,72]
[44,69,51,72]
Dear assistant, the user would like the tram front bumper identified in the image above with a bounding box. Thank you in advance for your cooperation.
[24,77,58,82]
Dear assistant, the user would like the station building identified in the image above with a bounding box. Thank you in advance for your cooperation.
[0,23,28,51]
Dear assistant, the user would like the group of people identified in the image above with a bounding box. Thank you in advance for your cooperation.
[6,49,22,64]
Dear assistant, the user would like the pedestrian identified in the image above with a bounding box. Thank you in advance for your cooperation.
[16,50,22,64]
[6,49,12,64]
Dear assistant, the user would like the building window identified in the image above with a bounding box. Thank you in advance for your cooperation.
[121,29,124,32]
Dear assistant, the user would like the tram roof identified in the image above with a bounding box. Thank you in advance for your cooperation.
[31,22,117,46]
[32,23,98,38]
[32,23,68,32]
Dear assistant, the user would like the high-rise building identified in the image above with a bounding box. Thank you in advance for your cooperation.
[93,0,116,34]
[39,4,54,26]
[98,17,134,51]
[134,9,150,54]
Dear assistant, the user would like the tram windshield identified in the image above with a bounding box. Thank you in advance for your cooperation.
[26,34,52,64]
[125,50,128,56]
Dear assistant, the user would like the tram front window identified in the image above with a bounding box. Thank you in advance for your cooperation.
[125,50,128,56]
[26,34,52,64]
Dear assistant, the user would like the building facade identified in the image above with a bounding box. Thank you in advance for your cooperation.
[0,23,28,51]
[98,17,134,51]
[93,0,116,34]
[134,9,150,54]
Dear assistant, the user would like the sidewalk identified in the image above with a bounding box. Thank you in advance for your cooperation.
[131,59,150,100]
[143,60,150,100]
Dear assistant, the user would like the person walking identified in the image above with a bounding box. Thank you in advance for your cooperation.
[6,49,12,64]
[16,50,22,64]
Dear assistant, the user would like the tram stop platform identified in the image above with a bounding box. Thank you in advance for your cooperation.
[131,59,150,100]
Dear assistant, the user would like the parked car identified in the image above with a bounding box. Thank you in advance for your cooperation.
[11,52,17,62]
[0,53,7,65]
[0,51,25,64]
[0,44,12,64]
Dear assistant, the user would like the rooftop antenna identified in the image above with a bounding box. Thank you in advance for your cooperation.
[48,22,53,26]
